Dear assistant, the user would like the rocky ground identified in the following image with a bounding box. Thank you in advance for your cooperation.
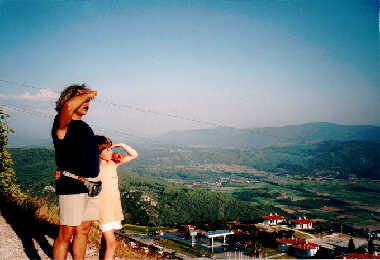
[0,210,98,259]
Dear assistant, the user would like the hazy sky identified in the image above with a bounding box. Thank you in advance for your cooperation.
[0,0,379,142]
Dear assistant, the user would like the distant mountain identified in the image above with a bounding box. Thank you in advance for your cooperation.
[157,122,380,148]
[8,133,52,148]
[270,140,380,179]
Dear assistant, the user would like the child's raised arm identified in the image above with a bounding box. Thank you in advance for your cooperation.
[112,143,138,165]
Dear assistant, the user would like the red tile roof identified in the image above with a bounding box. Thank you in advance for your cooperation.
[291,243,319,250]
[276,238,305,245]
[291,219,314,224]
[263,215,285,220]
[182,225,196,229]
[335,253,380,259]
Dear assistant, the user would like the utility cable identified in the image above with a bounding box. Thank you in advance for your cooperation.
[0,79,298,141]
[0,102,172,148]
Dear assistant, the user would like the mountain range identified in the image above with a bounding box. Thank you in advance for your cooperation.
[7,122,380,150]
[158,122,380,148]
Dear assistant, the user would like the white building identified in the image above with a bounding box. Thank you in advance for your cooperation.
[276,237,305,252]
[262,213,286,225]
[291,216,314,229]
[290,243,319,257]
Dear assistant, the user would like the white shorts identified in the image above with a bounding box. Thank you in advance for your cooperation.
[100,221,122,232]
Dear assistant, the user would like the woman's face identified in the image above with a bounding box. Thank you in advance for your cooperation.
[99,146,113,161]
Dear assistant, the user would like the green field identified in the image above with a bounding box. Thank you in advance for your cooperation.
[228,175,380,228]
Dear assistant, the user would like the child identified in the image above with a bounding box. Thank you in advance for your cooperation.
[95,135,138,259]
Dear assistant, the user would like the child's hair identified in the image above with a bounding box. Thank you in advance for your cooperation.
[95,135,112,153]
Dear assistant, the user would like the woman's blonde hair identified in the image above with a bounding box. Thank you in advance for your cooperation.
[55,84,89,112]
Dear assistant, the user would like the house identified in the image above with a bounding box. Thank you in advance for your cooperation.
[262,213,286,225]
[182,224,196,231]
[290,242,319,257]
[291,216,314,229]
[276,237,305,252]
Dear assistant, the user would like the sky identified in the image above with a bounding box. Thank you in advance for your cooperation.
[0,0,379,143]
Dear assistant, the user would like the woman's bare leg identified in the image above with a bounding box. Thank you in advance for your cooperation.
[53,225,75,259]
[72,221,91,259]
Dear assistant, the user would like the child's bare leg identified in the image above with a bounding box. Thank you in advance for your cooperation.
[100,230,117,260]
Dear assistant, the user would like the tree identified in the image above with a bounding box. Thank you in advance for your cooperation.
[0,107,16,193]
[0,107,28,204]
[347,237,355,253]
[368,238,375,254]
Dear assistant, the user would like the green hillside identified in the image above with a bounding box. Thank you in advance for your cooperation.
[9,147,269,226]
[10,139,380,192]
[118,172,267,226]
[130,140,380,180]
[9,138,380,227]
[274,140,380,179]
[9,148,56,191]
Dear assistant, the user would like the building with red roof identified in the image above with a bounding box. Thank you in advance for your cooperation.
[291,216,314,229]
[335,253,380,259]
[182,225,196,230]
[291,242,319,257]
[262,213,286,225]
[276,237,305,252]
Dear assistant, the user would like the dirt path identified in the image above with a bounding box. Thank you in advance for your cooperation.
[0,210,98,259]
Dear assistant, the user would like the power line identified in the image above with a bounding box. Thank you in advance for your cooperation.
[0,79,222,126]
[0,78,298,142]
[0,102,171,148]
[96,97,222,127]
[0,102,54,119]
[0,79,54,91]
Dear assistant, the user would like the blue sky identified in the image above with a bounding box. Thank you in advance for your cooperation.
[0,0,378,142]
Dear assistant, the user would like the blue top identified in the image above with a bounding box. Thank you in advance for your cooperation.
[52,115,99,195]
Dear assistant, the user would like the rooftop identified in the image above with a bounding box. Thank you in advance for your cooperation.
[182,225,196,229]
[205,230,234,238]
[276,238,305,245]
[292,219,314,224]
[263,215,286,220]
[291,243,319,250]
